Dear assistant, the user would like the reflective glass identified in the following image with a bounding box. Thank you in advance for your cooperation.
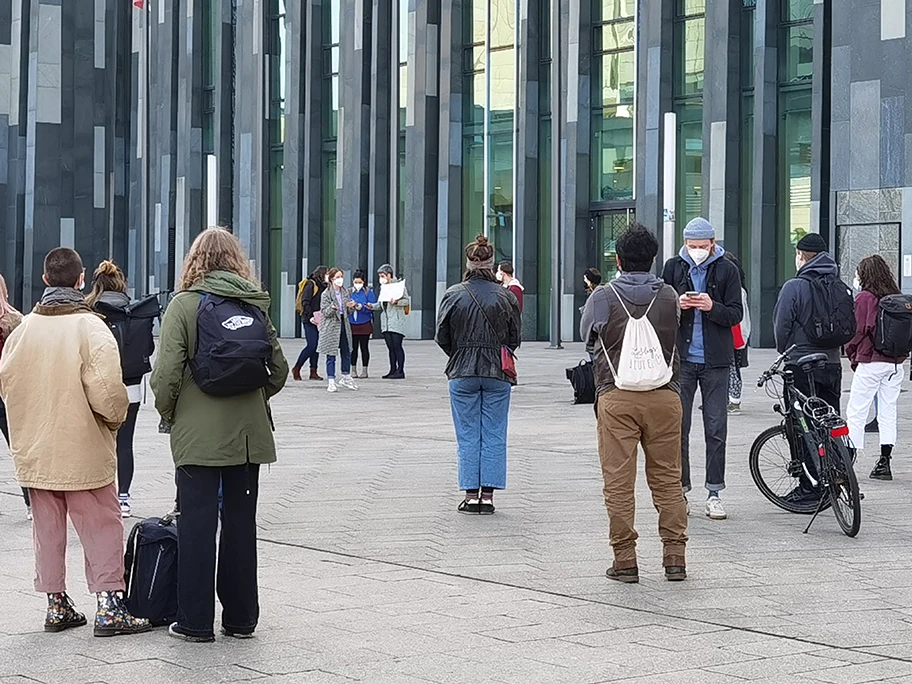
[779,90,812,282]
[490,0,515,49]
[785,0,813,21]
[783,25,813,83]
[321,152,337,266]
[462,135,485,244]
[678,18,705,96]
[741,6,754,89]
[538,116,551,339]
[472,0,485,43]
[591,105,635,202]
[399,0,409,63]
[489,48,515,118]
[399,64,408,118]
[330,0,340,43]
[740,93,754,287]
[598,0,635,22]
[675,102,703,236]
[599,50,636,106]
[677,0,704,17]
[489,131,514,262]
[594,19,635,51]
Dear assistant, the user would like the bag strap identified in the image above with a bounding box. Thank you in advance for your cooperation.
[462,283,503,348]
[607,283,660,318]
[123,522,141,596]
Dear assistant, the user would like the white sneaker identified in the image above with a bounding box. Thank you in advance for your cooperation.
[327,379,338,393]
[119,498,131,518]
[338,375,359,391]
[705,496,727,520]
[26,506,33,521]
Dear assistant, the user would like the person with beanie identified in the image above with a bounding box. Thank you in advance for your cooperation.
[584,268,602,294]
[663,217,743,521]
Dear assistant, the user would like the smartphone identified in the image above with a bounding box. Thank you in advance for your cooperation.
[684,291,700,298]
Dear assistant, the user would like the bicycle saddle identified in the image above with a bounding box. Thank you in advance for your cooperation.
[795,352,829,371]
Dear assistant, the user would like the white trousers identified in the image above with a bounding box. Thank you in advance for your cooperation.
[846,362,904,450]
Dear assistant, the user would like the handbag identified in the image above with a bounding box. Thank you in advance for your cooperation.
[463,283,517,379]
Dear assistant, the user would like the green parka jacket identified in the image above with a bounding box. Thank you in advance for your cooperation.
[150,271,289,468]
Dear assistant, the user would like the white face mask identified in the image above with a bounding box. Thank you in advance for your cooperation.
[795,254,804,272]
[353,283,363,291]
[853,275,861,291]
[496,271,504,282]
[379,276,389,285]
[688,247,710,265]
[333,277,344,288]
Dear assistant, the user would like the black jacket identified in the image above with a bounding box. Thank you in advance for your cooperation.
[301,279,326,321]
[662,251,743,369]
[435,278,522,384]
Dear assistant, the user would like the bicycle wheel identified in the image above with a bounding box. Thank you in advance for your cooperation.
[749,424,829,515]
[824,437,861,537]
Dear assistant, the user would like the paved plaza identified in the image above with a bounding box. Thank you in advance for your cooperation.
[1,342,912,683]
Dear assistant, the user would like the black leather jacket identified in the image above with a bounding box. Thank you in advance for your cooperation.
[435,278,522,384]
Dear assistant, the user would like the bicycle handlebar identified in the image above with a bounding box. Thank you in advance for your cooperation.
[756,344,798,387]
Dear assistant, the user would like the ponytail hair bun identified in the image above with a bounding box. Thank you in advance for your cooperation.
[95,260,120,278]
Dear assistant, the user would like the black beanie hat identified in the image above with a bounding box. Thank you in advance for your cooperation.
[796,233,827,254]
[584,268,602,285]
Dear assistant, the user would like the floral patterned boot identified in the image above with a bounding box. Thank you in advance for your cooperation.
[45,592,87,633]
[93,591,152,637]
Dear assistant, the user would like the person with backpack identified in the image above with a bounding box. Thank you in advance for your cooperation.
[317,268,359,393]
[0,272,30,519]
[662,217,743,521]
[845,254,909,481]
[150,227,288,643]
[348,270,377,378]
[291,265,328,381]
[369,264,410,379]
[436,235,521,515]
[0,248,151,636]
[86,260,157,518]
[773,232,854,413]
[581,224,687,583]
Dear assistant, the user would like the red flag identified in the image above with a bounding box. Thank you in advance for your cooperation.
[133,0,143,8]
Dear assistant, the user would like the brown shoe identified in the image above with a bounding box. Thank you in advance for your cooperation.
[309,368,323,381]
[292,365,302,381]
[605,565,639,584]
[664,566,687,582]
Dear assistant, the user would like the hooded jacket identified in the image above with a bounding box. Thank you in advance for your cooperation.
[0,300,129,491]
[662,246,743,369]
[503,278,524,313]
[150,271,289,468]
[435,278,522,384]
[580,272,681,396]
[773,252,842,364]
[845,290,907,367]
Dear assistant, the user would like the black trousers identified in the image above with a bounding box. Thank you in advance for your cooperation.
[786,362,843,413]
[176,463,260,638]
[351,334,371,368]
[383,332,405,373]
[0,398,30,508]
[116,402,139,496]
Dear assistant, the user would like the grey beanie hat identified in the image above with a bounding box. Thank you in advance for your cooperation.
[377,263,394,276]
[683,217,715,240]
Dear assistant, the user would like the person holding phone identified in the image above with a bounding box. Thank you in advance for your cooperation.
[317,268,358,392]
[662,218,743,521]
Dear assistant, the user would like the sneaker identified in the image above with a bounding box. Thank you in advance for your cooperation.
[389,371,405,380]
[119,497,131,519]
[94,591,152,637]
[728,401,741,414]
[705,496,727,520]
[169,622,215,643]
[221,626,255,639]
[605,565,639,584]
[26,506,32,521]
[784,486,822,506]
[338,375,359,391]
[327,379,338,393]
[45,593,87,633]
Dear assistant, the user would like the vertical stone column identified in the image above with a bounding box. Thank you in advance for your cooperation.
[299,0,325,277]
[403,0,440,339]
[367,0,392,280]
[702,0,741,252]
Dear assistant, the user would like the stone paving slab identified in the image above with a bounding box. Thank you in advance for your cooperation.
[1,342,912,683]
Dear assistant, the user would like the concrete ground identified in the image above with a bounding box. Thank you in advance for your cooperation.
[1,341,912,684]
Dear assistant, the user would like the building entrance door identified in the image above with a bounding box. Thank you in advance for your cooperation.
[591,208,636,282]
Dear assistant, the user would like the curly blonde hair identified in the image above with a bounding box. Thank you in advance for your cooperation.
[85,259,127,307]
[179,227,254,290]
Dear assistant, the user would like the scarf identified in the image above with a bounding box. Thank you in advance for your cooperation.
[40,287,88,307]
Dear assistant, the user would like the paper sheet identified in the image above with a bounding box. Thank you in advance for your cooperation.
[378,279,406,303]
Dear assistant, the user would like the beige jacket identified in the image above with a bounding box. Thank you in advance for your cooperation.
[0,304,129,491]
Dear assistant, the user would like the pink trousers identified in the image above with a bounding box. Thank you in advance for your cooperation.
[30,482,126,594]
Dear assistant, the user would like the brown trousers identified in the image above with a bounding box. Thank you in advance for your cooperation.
[596,388,688,569]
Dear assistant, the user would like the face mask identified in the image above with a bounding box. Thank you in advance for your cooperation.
[333,277,344,288]
[795,255,804,272]
[853,275,861,291]
[688,248,710,265]
[496,272,504,282]
[353,283,363,291]
[379,276,389,285]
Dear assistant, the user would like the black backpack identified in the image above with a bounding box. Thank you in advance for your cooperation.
[94,295,160,381]
[124,515,178,627]
[798,273,855,348]
[566,360,596,405]
[189,294,272,396]
[875,294,912,357]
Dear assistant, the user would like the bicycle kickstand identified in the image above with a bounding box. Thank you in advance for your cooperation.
[803,489,827,534]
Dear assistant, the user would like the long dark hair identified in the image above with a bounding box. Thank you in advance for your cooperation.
[857,255,901,299]
[463,235,497,282]
[310,265,328,286]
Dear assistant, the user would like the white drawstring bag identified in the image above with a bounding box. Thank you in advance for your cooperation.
[600,283,673,391]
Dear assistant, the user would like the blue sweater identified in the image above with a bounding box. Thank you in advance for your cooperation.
[349,287,377,326]
[679,245,726,364]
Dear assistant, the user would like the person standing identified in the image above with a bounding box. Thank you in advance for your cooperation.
[292,266,328,381]
[584,268,602,295]
[496,261,524,313]
[348,270,377,379]
[0,273,30,519]
[581,224,687,583]
[436,235,521,515]
[318,268,359,392]
[844,255,907,481]
[151,228,288,643]
[0,248,150,636]
[86,260,154,518]
[662,217,743,520]
[371,264,410,379]
[723,252,750,414]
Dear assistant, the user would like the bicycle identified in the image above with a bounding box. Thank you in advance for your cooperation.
[750,345,861,537]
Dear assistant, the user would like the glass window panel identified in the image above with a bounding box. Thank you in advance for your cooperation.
[541,0,550,59]
[678,17,705,96]
[472,0,486,43]
[783,25,813,83]
[489,48,515,117]
[675,102,703,237]
[740,93,754,287]
[331,46,339,73]
[321,152,337,266]
[489,130,514,262]
[597,0,636,22]
[599,50,635,106]
[399,0,409,63]
[490,0,516,48]
[462,135,485,245]
[399,64,408,115]
[785,0,813,22]
[591,105,635,202]
[538,116,551,339]
[779,90,812,282]
[465,45,485,72]
[330,0,340,43]
[741,7,754,89]
[594,19,635,51]
[677,0,705,17]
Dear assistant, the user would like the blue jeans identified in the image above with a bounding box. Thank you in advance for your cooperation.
[326,328,351,379]
[679,361,728,493]
[295,321,320,369]
[449,377,512,490]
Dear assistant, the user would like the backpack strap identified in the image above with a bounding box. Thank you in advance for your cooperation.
[607,283,660,319]
[123,521,141,596]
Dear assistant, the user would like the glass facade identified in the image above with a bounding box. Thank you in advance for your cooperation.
[673,0,705,238]
[739,2,755,286]
[397,0,408,272]
[267,0,286,308]
[322,0,340,267]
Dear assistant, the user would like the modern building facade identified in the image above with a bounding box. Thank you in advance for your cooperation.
[1,0,909,343]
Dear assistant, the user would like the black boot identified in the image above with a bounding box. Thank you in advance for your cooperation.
[870,445,893,481]
[45,593,87,633]
[94,591,152,637]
